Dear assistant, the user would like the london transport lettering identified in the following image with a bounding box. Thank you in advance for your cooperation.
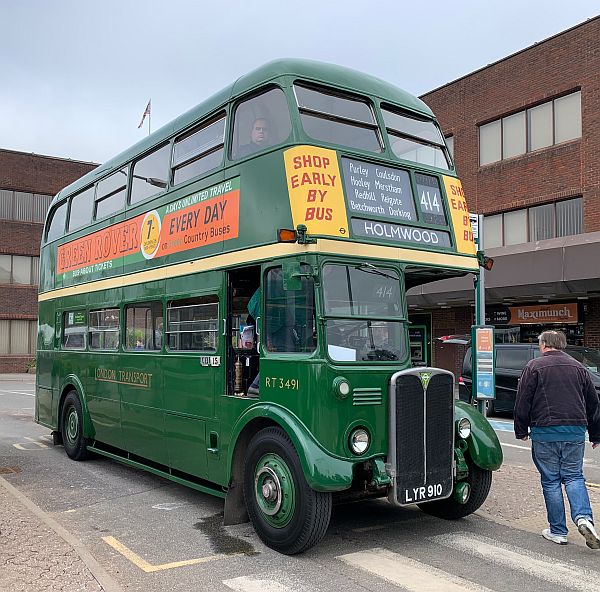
[56,178,240,283]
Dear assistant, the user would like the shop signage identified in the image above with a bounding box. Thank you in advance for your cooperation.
[486,303,578,325]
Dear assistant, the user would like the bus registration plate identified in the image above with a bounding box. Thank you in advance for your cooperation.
[403,482,444,503]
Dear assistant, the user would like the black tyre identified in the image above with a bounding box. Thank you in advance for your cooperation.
[243,427,332,554]
[417,458,492,519]
[61,391,91,461]
[486,399,497,417]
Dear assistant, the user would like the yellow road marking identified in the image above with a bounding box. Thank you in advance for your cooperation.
[586,482,600,489]
[102,536,237,573]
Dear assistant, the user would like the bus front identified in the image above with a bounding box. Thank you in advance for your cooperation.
[258,73,503,535]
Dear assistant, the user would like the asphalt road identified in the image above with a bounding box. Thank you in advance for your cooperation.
[2,379,600,592]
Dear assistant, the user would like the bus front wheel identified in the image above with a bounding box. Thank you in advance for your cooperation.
[417,458,492,519]
[61,391,91,461]
[243,427,332,554]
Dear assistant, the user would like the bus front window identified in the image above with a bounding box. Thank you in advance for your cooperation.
[322,264,406,362]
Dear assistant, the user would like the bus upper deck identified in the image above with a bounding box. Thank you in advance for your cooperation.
[40,58,476,298]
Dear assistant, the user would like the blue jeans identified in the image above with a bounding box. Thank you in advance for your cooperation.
[531,440,593,536]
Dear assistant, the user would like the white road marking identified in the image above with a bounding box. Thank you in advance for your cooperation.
[223,577,295,592]
[0,390,35,397]
[435,533,600,591]
[337,547,491,592]
[500,442,530,451]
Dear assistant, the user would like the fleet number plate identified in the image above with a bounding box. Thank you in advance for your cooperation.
[403,482,444,503]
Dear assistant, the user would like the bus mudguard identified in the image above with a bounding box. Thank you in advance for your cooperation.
[58,375,95,440]
[454,401,503,471]
[229,403,354,492]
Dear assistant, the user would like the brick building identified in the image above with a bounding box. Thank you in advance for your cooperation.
[410,16,600,378]
[0,149,95,372]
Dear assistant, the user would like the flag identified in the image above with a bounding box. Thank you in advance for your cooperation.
[138,99,151,129]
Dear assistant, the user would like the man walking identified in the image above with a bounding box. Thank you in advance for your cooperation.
[514,330,600,549]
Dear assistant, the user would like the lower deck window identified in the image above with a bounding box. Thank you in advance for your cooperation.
[89,308,120,350]
[166,296,219,351]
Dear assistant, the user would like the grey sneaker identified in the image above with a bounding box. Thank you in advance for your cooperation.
[577,518,600,549]
[542,529,568,545]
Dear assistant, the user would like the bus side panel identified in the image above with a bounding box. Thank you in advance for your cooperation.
[120,353,167,464]
[35,299,56,426]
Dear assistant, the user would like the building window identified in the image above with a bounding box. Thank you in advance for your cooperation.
[0,319,37,355]
[0,255,40,285]
[0,190,53,223]
[479,91,581,165]
[483,197,582,248]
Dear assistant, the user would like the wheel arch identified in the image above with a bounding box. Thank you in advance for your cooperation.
[455,400,503,471]
[228,404,354,493]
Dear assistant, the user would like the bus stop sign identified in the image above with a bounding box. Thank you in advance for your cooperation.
[471,325,495,399]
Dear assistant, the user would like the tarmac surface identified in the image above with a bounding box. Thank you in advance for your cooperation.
[2,374,600,591]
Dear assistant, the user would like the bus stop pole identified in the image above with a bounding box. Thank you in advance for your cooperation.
[476,213,487,416]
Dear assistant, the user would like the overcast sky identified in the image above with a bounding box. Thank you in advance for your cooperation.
[1,1,597,165]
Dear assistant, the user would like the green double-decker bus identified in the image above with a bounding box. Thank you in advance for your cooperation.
[35,59,502,554]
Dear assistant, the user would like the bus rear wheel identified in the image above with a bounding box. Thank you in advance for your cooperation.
[243,427,332,554]
[417,458,492,519]
[61,391,91,461]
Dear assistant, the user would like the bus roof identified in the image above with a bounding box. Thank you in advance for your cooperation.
[52,59,434,206]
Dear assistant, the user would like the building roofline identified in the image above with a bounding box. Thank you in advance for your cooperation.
[420,15,600,98]
[0,147,97,167]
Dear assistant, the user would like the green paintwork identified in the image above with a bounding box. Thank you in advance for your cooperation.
[35,60,495,511]
[227,402,355,492]
[454,401,504,471]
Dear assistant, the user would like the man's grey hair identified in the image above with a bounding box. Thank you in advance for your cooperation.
[538,330,567,350]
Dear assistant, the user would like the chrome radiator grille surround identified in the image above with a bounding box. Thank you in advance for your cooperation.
[388,368,454,506]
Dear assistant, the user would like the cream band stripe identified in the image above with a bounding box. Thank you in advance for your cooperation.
[39,240,478,302]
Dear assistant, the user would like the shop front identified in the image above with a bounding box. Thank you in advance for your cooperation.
[485,302,584,345]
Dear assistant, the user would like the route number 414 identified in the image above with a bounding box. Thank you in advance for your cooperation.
[420,190,441,213]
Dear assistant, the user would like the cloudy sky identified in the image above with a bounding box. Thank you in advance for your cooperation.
[1,1,597,164]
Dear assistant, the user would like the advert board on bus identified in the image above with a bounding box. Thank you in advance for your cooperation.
[56,177,240,284]
[471,325,495,400]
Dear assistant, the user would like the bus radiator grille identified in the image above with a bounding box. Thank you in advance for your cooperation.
[393,373,454,504]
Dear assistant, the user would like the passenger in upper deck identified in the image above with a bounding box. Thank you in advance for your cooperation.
[237,117,271,158]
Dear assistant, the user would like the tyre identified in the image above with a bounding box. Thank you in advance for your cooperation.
[486,399,497,417]
[417,458,492,519]
[243,427,332,554]
[61,391,91,461]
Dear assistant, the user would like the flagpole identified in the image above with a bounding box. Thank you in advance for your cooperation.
[148,100,151,136]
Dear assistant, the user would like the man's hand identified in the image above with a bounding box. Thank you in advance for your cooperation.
[520,436,529,441]
[592,442,599,450]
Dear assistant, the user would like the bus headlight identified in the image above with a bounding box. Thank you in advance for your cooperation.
[349,428,370,455]
[457,418,471,439]
[332,377,350,400]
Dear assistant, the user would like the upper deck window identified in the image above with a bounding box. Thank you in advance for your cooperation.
[294,84,381,153]
[231,88,292,160]
[95,167,128,220]
[68,186,95,232]
[382,107,450,170]
[172,115,226,185]
[46,201,68,243]
[130,144,170,205]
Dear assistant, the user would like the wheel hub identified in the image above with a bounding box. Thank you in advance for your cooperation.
[254,453,296,528]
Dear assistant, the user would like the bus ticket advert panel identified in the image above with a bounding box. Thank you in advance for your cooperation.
[55,177,240,286]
